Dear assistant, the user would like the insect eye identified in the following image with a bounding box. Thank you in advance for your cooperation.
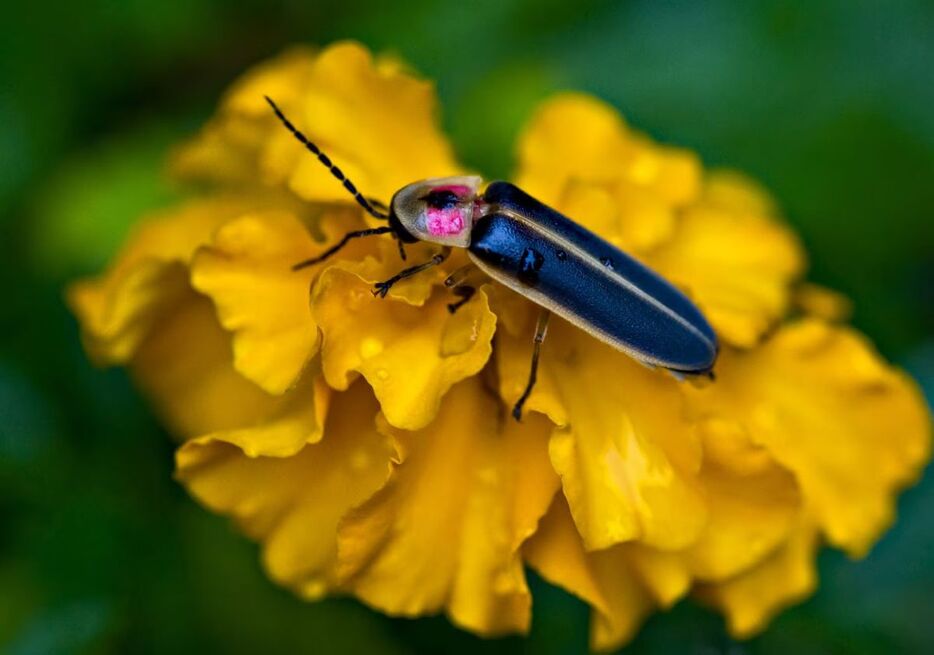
[423,189,460,209]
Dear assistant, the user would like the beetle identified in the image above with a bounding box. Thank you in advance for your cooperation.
[266,97,718,420]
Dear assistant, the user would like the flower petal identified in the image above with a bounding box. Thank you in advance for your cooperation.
[272,42,462,204]
[68,260,189,365]
[175,379,393,597]
[523,497,663,652]
[190,207,370,395]
[130,292,281,439]
[646,188,805,348]
[68,196,263,363]
[686,419,801,581]
[336,378,559,636]
[688,319,931,556]
[623,544,692,609]
[171,46,319,188]
[311,263,496,430]
[794,282,853,322]
[513,93,701,252]
[175,42,462,205]
[499,318,706,551]
[700,169,779,216]
[523,497,611,618]
[696,521,819,639]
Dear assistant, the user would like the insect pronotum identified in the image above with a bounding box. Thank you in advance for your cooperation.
[266,97,718,420]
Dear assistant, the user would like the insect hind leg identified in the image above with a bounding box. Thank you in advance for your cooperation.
[512,310,551,421]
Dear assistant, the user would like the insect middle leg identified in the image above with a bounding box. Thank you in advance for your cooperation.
[443,264,484,314]
[373,246,452,297]
[512,310,551,421]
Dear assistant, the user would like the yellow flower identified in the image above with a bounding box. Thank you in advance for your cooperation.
[68,41,931,651]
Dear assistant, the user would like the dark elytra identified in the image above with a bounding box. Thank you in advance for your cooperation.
[469,182,718,373]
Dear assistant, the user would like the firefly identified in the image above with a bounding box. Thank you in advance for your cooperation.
[266,97,718,420]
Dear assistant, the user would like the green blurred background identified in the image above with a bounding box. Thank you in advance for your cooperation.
[1,1,932,653]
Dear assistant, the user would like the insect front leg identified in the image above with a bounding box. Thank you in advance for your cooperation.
[512,310,551,421]
[292,226,394,271]
[373,246,452,298]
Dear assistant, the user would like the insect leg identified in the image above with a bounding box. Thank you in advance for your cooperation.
[443,264,474,288]
[372,246,451,298]
[443,264,484,314]
[512,310,551,421]
[292,226,394,271]
[395,235,407,261]
[447,287,476,314]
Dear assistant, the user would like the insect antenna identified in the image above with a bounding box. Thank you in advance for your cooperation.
[264,96,388,220]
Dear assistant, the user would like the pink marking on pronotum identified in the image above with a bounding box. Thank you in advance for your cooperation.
[425,184,472,236]
[427,207,465,236]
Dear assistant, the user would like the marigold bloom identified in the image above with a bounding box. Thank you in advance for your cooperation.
[68,42,931,651]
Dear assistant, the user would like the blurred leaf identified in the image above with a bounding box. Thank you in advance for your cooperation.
[6,599,115,655]
[0,364,58,463]
[28,119,185,279]
[449,60,559,178]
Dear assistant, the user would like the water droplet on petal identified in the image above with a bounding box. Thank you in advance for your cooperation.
[375,368,390,381]
[359,337,384,359]
[350,449,370,470]
[347,289,367,310]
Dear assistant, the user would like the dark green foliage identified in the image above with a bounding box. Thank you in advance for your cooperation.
[1,1,931,653]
